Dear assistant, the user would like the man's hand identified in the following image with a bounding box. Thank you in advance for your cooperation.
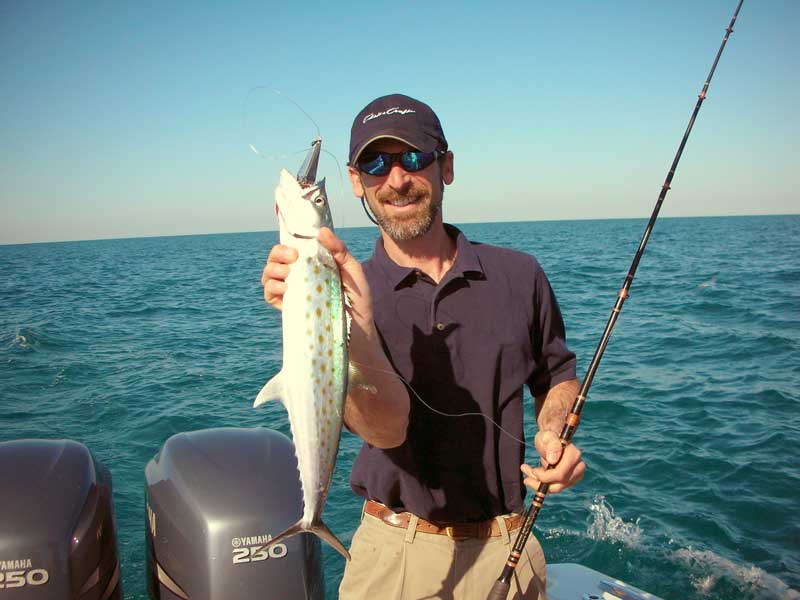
[520,431,585,494]
[261,244,297,310]
[261,228,373,329]
[520,379,586,493]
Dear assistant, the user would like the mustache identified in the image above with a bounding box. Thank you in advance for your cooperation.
[375,185,429,204]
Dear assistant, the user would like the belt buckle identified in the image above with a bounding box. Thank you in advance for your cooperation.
[444,525,469,540]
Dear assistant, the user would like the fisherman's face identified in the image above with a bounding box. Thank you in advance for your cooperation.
[349,139,454,242]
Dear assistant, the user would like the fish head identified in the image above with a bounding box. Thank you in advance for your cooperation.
[275,168,333,240]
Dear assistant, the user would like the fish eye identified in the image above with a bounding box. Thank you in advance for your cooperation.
[314,195,326,206]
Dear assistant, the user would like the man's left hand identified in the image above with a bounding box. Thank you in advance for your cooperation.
[520,431,585,494]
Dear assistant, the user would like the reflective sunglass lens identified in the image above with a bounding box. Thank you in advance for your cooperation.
[358,150,439,176]
[401,151,435,172]
[361,154,389,176]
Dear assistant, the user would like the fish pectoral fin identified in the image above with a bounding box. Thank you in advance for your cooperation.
[317,244,337,270]
[348,362,377,395]
[311,520,351,561]
[253,372,285,408]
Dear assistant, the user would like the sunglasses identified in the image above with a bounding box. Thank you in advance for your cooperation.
[356,150,443,177]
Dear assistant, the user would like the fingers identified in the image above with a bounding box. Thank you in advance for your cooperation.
[262,244,298,310]
[521,441,585,494]
[318,227,359,275]
[318,227,371,319]
[534,430,564,466]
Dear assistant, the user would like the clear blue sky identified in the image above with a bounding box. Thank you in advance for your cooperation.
[1,1,797,244]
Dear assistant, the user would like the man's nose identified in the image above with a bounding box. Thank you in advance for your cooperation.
[386,162,412,191]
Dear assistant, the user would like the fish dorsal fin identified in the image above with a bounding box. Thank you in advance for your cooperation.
[253,371,285,407]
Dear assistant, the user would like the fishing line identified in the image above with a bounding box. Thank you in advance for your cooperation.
[242,85,322,160]
[243,86,348,226]
[349,359,535,451]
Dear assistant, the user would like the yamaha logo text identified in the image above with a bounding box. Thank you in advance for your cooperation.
[0,558,49,589]
[230,533,288,565]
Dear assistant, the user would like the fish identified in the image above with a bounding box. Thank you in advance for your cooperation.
[254,145,352,561]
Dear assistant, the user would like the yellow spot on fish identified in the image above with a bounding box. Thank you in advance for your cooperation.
[318,335,324,343]
[313,265,320,275]
[316,284,323,294]
[327,349,332,357]
[306,294,312,302]
[325,324,331,332]
[316,308,322,317]
[321,365,327,373]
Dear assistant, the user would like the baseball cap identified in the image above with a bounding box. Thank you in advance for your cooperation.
[348,94,448,165]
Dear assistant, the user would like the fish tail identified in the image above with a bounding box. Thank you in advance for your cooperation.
[260,518,351,561]
[311,519,351,561]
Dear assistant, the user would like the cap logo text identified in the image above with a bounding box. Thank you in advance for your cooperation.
[363,107,416,124]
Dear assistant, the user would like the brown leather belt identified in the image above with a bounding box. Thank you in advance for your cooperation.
[364,500,524,539]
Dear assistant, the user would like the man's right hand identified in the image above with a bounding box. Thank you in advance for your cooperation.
[261,244,298,311]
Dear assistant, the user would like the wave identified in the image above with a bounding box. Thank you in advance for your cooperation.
[6,326,65,351]
[585,494,643,548]
[541,496,799,599]
[673,547,800,599]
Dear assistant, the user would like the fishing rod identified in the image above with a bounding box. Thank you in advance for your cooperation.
[487,2,744,598]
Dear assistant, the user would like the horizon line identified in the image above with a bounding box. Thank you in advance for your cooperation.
[2,212,798,247]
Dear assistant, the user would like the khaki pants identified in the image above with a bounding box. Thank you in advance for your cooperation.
[339,511,547,600]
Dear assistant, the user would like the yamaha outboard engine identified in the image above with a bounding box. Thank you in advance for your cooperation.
[0,439,122,599]
[145,427,324,600]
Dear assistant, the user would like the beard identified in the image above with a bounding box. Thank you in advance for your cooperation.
[367,183,442,242]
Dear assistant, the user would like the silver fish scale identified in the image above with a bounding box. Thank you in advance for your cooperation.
[282,242,347,524]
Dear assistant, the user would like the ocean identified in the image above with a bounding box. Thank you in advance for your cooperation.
[1,215,798,599]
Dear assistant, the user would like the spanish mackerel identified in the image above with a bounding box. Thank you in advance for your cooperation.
[254,140,351,560]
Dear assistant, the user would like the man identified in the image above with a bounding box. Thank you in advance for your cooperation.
[262,94,585,599]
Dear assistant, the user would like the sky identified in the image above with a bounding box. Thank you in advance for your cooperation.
[1,0,797,245]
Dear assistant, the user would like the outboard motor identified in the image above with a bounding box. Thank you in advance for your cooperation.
[145,427,324,600]
[0,439,122,599]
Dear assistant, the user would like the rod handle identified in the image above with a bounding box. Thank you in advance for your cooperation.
[486,580,510,600]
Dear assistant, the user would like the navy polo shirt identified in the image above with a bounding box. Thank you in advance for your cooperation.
[350,224,576,523]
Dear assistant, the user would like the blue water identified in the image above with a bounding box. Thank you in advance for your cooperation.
[2,215,798,599]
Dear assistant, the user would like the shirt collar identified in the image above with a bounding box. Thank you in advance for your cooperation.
[371,224,485,289]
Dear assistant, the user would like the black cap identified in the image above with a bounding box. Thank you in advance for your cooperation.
[349,93,448,165]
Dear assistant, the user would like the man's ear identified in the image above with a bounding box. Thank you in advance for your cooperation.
[348,166,365,198]
[441,151,454,186]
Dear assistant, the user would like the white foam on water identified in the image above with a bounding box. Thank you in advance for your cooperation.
[698,275,718,289]
[585,495,643,548]
[674,547,800,599]
[13,331,32,349]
